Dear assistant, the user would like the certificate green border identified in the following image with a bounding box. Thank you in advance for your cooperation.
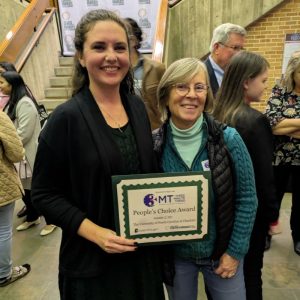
[112,171,210,244]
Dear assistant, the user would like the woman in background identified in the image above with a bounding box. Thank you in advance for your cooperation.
[0,62,16,110]
[0,111,31,287]
[213,51,278,300]
[153,57,257,300]
[124,17,165,130]
[265,52,300,256]
[0,71,43,231]
[0,64,49,227]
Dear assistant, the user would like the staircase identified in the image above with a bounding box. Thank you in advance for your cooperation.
[40,56,73,111]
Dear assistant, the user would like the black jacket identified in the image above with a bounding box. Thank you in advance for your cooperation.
[204,58,219,98]
[32,86,158,277]
[234,105,278,222]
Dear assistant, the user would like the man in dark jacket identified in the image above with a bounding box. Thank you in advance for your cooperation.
[204,23,246,97]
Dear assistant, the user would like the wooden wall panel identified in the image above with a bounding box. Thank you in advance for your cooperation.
[164,0,284,65]
[0,1,26,42]
[20,17,60,100]
[0,0,50,63]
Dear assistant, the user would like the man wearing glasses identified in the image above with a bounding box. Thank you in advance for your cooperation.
[204,23,246,97]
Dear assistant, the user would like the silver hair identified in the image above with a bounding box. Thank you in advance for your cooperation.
[157,57,214,122]
[209,23,247,52]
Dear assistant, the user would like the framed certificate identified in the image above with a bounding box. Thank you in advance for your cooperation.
[112,172,210,244]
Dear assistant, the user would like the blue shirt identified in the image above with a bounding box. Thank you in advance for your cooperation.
[209,55,224,87]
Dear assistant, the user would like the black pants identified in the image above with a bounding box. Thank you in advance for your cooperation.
[274,165,300,242]
[22,189,40,222]
[58,248,165,300]
[243,216,268,300]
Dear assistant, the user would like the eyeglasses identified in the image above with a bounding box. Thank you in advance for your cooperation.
[219,42,245,51]
[173,83,209,96]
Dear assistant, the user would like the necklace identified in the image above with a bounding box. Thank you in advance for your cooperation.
[98,105,124,133]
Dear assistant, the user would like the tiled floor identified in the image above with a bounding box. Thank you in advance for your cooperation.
[0,194,299,300]
[261,193,300,300]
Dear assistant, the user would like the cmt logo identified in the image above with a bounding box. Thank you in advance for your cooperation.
[144,194,157,207]
[143,194,173,207]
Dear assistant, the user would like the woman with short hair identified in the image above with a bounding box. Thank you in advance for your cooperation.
[153,57,257,300]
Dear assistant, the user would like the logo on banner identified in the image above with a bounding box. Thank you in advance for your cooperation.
[61,0,73,7]
[87,0,99,6]
[112,0,124,5]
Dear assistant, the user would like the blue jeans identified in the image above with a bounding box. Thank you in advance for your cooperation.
[167,257,246,300]
[0,202,15,279]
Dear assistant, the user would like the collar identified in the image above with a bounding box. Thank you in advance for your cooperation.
[170,114,204,138]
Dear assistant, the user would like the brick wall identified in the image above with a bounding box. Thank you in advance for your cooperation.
[245,0,300,112]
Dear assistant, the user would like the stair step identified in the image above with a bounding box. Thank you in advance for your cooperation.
[50,76,72,87]
[59,56,74,66]
[45,87,72,98]
[39,99,68,111]
[54,66,73,76]
[42,56,74,112]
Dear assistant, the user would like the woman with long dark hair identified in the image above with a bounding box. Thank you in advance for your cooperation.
[31,9,165,299]
[0,62,16,110]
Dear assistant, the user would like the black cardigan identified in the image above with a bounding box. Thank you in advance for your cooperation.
[31,86,158,277]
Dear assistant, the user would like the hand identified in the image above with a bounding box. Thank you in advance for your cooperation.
[94,226,137,254]
[214,253,239,279]
[77,218,137,254]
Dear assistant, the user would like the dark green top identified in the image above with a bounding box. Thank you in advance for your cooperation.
[110,123,141,174]
[106,123,164,300]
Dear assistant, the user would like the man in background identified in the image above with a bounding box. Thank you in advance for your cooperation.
[204,23,246,97]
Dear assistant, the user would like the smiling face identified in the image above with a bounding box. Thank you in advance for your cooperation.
[0,75,11,95]
[244,69,269,103]
[167,71,207,129]
[78,20,130,93]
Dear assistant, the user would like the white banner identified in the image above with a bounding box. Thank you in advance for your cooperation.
[58,0,161,56]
